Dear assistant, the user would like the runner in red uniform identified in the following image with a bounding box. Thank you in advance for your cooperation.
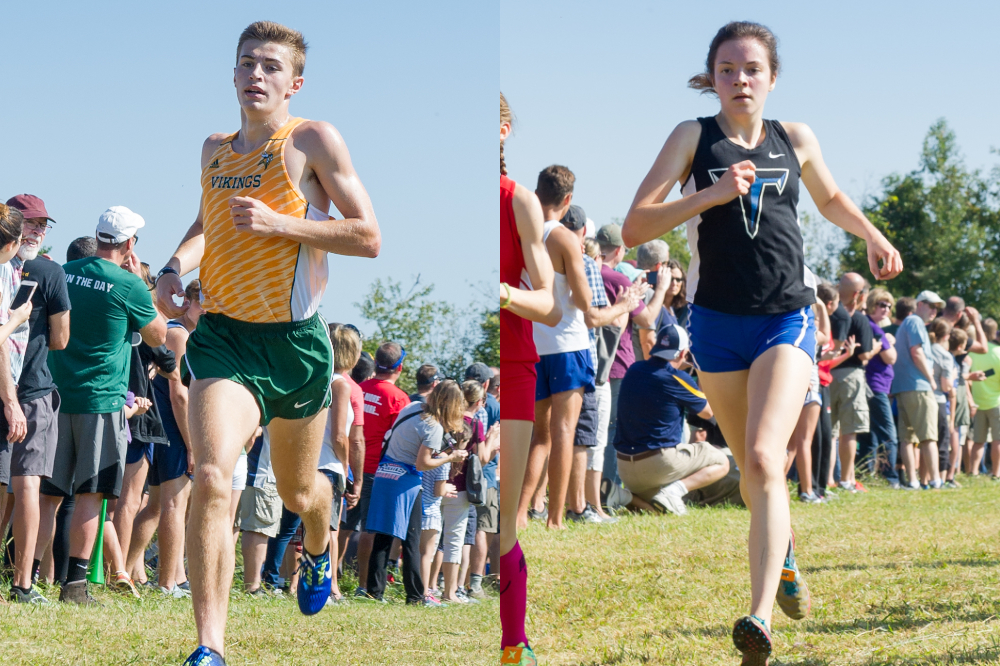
[498,92,559,666]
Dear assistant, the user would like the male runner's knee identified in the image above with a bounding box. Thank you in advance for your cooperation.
[193,463,231,498]
[276,484,313,514]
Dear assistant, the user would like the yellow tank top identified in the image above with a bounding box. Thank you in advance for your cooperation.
[199,117,329,323]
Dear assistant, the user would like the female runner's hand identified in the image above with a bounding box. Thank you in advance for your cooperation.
[865,230,903,281]
[707,160,756,206]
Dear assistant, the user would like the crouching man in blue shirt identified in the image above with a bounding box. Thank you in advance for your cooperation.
[613,323,729,515]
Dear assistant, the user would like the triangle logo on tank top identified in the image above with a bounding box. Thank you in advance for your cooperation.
[708,168,789,239]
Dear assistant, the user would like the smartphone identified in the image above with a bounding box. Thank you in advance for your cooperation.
[646,270,658,287]
[10,280,37,311]
[986,368,996,378]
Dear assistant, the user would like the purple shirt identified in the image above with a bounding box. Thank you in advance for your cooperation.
[601,265,645,380]
[865,318,894,394]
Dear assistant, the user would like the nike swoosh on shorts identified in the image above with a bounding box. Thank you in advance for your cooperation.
[294,400,313,409]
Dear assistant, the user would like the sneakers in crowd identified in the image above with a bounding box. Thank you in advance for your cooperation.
[888,481,901,490]
[526,507,548,521]
[501,643,537,666]
[943,479,961,489]
[161,584,191,599]
[113,571,140,599]
[353,586,368,599]
[774,531,810,621]
[837,480,857,493]
[600,478,632,512]
[467,586,488,600]
[566,504,603,524]
[59,581,98,606]
[296,549,332,616]
[798,492,823,504]
[183,646,227,665]
[423,592,443,607]
[9,585,49,604]
[177,580,191,592]
[455,588,479,604]
[854,480,868,493]
[650,481,688,516]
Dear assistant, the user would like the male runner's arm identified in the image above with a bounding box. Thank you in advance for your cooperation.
[551,229,591,312]
[785,122,902,281]
[155,134,227,318]
[48,311,70,350]
[0,341,25,443]
[228,122,380,258]
[504,183,560,327]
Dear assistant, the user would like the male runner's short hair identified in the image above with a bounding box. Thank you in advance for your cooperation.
[67,236,97,262]
[0,205,23,248]
[535,165,575,207]
[415,364,440,387]
[374,341,404,373]
[238,21,308,77]
[329,323,362,374]
[185,279,202,302]
[425,379,465,434]
[895,296,916,320]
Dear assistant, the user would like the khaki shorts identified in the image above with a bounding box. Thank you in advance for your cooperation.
[973,406,1000,443]
[238,481,282,538]
[617,442,729,502]
[475,487,499,534]
[896,390,938,445]
[830,367,869,435]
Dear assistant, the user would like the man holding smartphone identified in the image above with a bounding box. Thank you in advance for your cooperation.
[1,195,71,604]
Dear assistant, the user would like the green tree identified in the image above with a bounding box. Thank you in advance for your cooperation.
[355,277,487,393]
[840,119,1000,316]
[622,224,692,270]
[473,309,499,368]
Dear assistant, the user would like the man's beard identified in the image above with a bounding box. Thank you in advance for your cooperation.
[17,245,39,261]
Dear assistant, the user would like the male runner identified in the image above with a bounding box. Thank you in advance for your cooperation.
[154,21,379,665]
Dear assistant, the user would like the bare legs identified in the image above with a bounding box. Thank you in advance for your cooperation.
[698,345,811,627]
[786,403,820,497]
[11,476,42,588]
[839,433,858,488]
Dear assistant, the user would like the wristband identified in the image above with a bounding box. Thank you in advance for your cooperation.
[500,282,512,309]
[156,266,179,284]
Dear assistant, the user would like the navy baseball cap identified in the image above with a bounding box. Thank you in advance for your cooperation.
[560,205,587,232]
[649,323,690,361]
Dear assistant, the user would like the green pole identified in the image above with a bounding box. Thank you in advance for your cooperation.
[87,499,107,585]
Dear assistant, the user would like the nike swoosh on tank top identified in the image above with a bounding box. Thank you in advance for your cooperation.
[680,117,814,316]
[200,117,329,324]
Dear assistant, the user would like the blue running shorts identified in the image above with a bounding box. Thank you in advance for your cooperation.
[688,304,816,374]
[535,349,595,401]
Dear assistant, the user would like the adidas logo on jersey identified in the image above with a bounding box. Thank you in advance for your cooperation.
[208,159,220,169]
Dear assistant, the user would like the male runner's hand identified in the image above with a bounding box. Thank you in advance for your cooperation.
[230,196,284,237]
[155,271,188,319]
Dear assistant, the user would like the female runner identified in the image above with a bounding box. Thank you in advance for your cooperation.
[499,92,560,666]
[621,22,902,665]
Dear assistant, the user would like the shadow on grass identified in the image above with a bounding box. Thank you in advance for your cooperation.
[802,558,1000,574]
[860,639,1000,665]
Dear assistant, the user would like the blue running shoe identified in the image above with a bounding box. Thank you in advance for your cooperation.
[775,530,810,620]
[297,548,332,615]
[183,646,226,665]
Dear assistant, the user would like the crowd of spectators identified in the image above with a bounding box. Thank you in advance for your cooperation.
[512,165,1000,535]
[0,195,500,609]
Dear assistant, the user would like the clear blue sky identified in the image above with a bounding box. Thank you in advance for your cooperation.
[501,2,1000,248]
[2,2,494,329]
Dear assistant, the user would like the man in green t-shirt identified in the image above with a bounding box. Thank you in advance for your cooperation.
[39,206,166,605]
[968,322,1000,478]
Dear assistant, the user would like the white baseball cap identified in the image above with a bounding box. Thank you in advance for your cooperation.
[915,290,945,307]
[96,206,145,244]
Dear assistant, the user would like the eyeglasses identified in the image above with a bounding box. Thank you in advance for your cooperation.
[23,220,51,233]
[876,302,892,309]
[132,235,139,245]
[343,323,365,341]
[671,277,684,284]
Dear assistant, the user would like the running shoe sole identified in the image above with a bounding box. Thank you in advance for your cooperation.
[732,615,772,665]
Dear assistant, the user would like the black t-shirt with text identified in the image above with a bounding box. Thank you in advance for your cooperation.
[17,258,72,403]
[830,303,873,370]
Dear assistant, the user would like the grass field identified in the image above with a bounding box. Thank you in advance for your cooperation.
[3,476,999,665]
[521,475,1000,665]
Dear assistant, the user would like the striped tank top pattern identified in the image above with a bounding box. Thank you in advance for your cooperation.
[200,117,329,323]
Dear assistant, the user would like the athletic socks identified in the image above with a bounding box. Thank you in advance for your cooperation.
[665,480,688,497]
[469,573,483,593]
[499,540,529,649]
[67,557,89,584]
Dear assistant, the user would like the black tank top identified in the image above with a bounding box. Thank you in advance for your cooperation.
[681,116,814,316]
